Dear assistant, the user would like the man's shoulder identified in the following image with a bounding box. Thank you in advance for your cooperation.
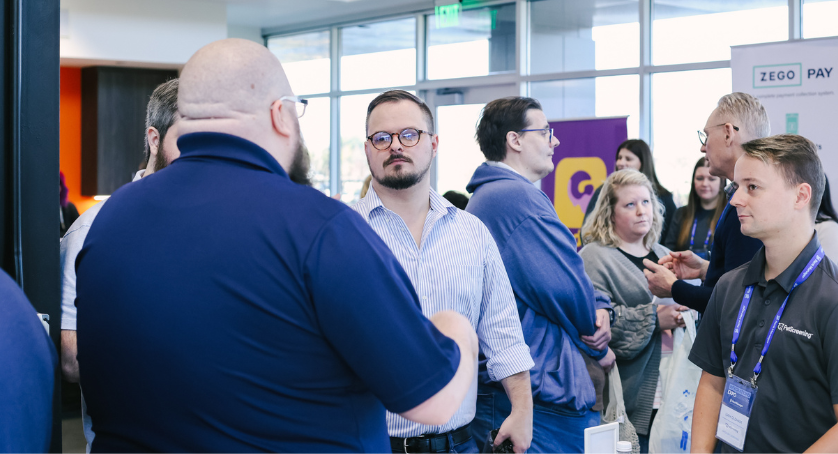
[712,260,751,296]
[63,202,106,238]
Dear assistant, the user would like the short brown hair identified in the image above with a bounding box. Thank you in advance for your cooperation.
[366,90,434,135]
[476,97,542,162]
[741,134,824,220]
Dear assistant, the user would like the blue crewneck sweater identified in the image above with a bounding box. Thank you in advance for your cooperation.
[466,163,609,413]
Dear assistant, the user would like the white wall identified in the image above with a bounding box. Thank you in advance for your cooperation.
[60,0,227,66]
[227,24,263,45]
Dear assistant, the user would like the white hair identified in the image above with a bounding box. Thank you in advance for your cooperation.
[716,92,770,140]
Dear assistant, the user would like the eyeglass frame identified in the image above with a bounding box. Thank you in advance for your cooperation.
[698,123,739,145]
[519,128,554,143]
[366,128,434,150]
[277,96,308,118]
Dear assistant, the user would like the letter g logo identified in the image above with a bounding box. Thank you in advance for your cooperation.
[553,157,607,247]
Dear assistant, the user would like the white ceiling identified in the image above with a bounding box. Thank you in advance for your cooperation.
[219,0,435,31]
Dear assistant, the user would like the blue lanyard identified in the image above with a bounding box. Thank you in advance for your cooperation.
[729,246,825,385]
[689,217,713,251]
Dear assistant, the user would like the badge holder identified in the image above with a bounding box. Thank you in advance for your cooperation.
[716,370,757,452]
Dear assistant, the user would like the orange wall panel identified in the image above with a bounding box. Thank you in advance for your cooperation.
[60,67,98,214]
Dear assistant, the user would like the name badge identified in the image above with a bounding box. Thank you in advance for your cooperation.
[716,375,757,451]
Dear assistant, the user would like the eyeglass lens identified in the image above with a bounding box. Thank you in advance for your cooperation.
[698,130,707,145]
[371,129,422,150]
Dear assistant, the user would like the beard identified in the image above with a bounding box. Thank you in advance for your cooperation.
[153,139,171,173]
[373,153,432,190]
[288,137,312,187]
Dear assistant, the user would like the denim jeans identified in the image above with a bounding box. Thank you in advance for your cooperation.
[470,385,600,453]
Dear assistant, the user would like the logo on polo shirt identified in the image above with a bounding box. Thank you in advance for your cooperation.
[778,322,813,339]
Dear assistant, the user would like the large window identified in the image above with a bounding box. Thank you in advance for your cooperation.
[265,0,818,206]
[531,75,639,139]
[299,97,331,194]
[341,18,416,91]
[652,68,732,205]
[652,1,788,65]
[426,3,516,80]
[530,0,639,74]
[803,0,838,38]
[436,104,487,196]
[267,31,330,96]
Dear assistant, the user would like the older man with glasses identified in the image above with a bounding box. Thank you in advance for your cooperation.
[644,92,768,314]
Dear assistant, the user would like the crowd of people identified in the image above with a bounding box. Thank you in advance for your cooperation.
[4,37,838,453]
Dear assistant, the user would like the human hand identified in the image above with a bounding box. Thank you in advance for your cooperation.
[581,309,612,350]
[643,259,677,298]
[429,310,478,360]
[657,304,689,330]
[598,347,616,373]
[495,408,532,453]
[665,250,708,280]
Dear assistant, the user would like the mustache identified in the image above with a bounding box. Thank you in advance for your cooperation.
[384,154,413,166]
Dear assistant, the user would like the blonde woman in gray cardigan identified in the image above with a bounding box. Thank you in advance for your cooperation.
[579,169,688,452]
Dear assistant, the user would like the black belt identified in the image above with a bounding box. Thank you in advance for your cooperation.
[389,424,472,453]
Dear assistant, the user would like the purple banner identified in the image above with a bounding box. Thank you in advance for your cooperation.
[542,117,628,248]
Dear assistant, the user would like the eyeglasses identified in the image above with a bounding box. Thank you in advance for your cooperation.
[367,128,432,150]
[520,128,554,143]
[698,123,739,145]
[278,96,308,118]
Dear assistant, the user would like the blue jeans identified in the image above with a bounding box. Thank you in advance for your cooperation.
[471,385,600,453]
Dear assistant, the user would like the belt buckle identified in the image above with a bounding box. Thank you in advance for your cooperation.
[403,437,409,454]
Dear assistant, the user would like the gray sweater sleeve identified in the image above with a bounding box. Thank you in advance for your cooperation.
[580,243,658,361]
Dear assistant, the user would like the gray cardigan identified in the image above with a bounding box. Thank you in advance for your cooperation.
[579,241,670,436]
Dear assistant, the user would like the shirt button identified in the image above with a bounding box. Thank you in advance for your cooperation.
[758,320,765,327]
[763,299,771,306]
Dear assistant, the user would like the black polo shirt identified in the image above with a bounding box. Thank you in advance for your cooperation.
[689,232,838,452]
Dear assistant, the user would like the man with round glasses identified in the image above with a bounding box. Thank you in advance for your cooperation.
[353,90,534,453]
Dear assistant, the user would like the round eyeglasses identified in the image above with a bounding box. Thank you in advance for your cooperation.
[367,128,432,150]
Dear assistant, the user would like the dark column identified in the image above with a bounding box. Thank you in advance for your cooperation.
[0,0,61,451]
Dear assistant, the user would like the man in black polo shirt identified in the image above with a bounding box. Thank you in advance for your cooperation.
[644,93,766,313]
[689,134,838,452]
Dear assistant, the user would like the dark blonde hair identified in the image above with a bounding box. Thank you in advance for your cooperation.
[581,169,664,249]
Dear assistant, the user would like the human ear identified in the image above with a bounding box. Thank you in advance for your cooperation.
[795,183,813,212]
[147,127,161,159]
[270,99,295,139]
[506,131,523,153]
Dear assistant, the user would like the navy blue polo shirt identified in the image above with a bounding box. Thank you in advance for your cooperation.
[76,132,460,453]
[0,269,56,452]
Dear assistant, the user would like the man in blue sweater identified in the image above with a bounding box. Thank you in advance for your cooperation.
[644,93,767,313]
[466,96,615,453]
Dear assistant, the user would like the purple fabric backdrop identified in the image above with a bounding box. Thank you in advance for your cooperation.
[542,117,627,248]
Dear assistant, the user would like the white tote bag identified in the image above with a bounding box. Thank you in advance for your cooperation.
[649,311,701,453]
[602,364,640,454]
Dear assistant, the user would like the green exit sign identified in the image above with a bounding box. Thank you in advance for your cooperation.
[435,4,460,29]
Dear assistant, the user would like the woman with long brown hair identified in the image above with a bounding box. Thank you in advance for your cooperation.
[663,157,726,258]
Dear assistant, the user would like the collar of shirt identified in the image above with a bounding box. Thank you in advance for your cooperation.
[176,132,289,179]
[485,160,524,177]
[724,182,736,200]
[354,183,457,224]
[743,231,821,292]
[133,169,145,182]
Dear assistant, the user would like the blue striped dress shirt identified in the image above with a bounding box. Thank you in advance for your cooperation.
[353,186,534,438]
